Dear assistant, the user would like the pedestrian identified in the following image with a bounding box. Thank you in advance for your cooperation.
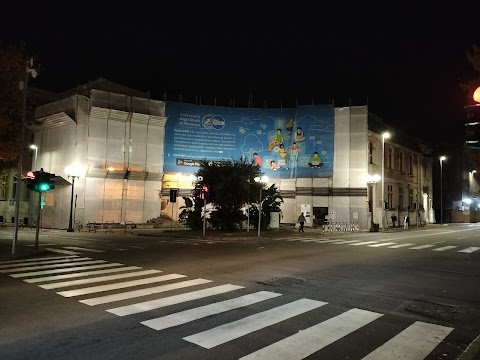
[297,212,306,232]
[391,214,397,228]
[403,214,409,230]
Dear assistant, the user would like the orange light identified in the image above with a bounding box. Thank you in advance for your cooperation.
[474,87,480,103]
[26,171,35,179]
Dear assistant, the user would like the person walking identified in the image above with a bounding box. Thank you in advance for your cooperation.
[297,212,306,233]
[403,214,409,230]
[391,214,397,228]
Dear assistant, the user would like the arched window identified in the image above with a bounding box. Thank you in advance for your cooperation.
[388,148,393,169]
[409,155,414,174]
[399,152,404,172]
[368,142,373,164]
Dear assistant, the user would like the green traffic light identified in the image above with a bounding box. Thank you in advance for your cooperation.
[39,183,50,192]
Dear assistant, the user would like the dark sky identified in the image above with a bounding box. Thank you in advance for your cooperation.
[3,1,480,145]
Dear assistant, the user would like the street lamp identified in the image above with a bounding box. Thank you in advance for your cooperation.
[440,156,446,226]
[30,145,38,170]
[65,165,81,232]
[254,175,268,237]
[367,174,381,231]
[381,131,391,230]
[12,59,38,255]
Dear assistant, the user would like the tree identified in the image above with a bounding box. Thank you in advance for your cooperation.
[248,184,284,230]
[179,196,204,231]
[0,44,36,165]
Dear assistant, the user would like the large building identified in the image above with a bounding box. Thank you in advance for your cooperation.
[0,80,435,230]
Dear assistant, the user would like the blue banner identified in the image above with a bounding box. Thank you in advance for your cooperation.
[164,102,335,179]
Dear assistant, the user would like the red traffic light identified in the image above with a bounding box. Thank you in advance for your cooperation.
[26,171,35,179]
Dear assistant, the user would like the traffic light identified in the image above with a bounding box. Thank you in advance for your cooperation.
[27,168,55,193]
[169,189,178,203]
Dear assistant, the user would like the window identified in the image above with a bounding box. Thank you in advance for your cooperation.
[0,172,7,200]
[409,188,413,209]
[388,148,393,169]
[422,160,427,178]
[399,152,404,172]
[387,185,393,209]
[399,187,404,210]
[368,142,373,164]
[409,155,414,175]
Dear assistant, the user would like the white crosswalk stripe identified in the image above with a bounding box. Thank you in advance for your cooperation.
[389,243,415,248]
[361,321,453,360]
[368,242,397,248]
[349,241,378,246]
[1,260,107,273]
[410,244,435,250]
[239,308,383,360]
[24,266,142,283]
[332,240,361,244]
[140,291,281,330]
[0,257,92,269]
[183,299,327,349]
[433,246,458,252]
[458,247,480,253]
[46,248,81,255]
[10,263,124,278]
[57,274,187,297]
[39,269,162,289]
[63,246,105,253]
[109,284,245,316]
[80,278,213,306]
[0,255,79,265]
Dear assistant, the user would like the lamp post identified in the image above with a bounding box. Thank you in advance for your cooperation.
[30,145,38,170]
[367,174,381,231]
[66,165,80,232]
[12,59,38,255]
[381,132,391,230]
[254,175,268,237]
[439,156,446,226]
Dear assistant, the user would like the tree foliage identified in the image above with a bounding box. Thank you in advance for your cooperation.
[0,44,36,164]
[179,158,283,232]
[248,184,284,230]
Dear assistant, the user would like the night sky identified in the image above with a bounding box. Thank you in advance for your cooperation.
[3,1,480,145]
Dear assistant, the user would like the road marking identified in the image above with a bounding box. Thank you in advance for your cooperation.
[45,248,81,255]
[79,278,213,306]
[0,257,92,269]
[433,246,458,252]
[39,269,161,289]
[458,247,480,253]
[24,266,142,283]
[140,291,281,330]
[109,284,245,317]
[300,239,320,242]
[368,242,397,248]
[332,240,361,245]
[0,255,78,265]
[183,298,327,349]
[388,243,415,248]
[63,246,105,253]
[457,237,467,240]
[349,241,379,246]
[410,245,435,250]
[361,321,453,360]
[57,273,186,297]
[10,263,124,278]
[1,260,107,273]
[239,308,383,360]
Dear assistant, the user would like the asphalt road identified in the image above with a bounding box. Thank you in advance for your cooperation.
[1,224,480,360]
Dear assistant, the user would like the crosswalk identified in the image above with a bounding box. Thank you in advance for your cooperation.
[0,255,462,359]
[280,237,480,254]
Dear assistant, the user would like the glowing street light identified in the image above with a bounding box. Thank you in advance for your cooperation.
[381,131,391,230]
[473,87,480,103]
[440,156,446,226]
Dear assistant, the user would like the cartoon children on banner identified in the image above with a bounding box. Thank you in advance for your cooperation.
[308,152,323,168]
[268,129,284,152]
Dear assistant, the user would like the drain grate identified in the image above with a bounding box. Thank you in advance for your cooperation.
[257,276,305,287]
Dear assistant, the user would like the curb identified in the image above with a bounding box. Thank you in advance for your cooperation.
[458,334,480,360]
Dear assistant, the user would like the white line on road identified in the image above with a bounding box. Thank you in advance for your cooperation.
[388,243,415,248]
[1,260,107,273]
[0,257,91,269]
[24,266,142,283]
[433,246,458,252]
[45,248,81,255]
[368,242,397,248]
[361,321,453,360]
[239,308,383,360]
[10,263,124,278]
[183,298,327,349]
[349,241,379,246]
[79,278,213,306]
[140,291,281,330]
[0,255,79,265]
[109,284,245,316]
[39,269,161,289]
[63,246,105,253]
[332,240,361,245]
[458,247,480,253]
[57,273,186,297]
[410,245,435,250]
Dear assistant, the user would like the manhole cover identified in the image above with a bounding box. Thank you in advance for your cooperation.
[406,300,462,322]
[257,277,305,287]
